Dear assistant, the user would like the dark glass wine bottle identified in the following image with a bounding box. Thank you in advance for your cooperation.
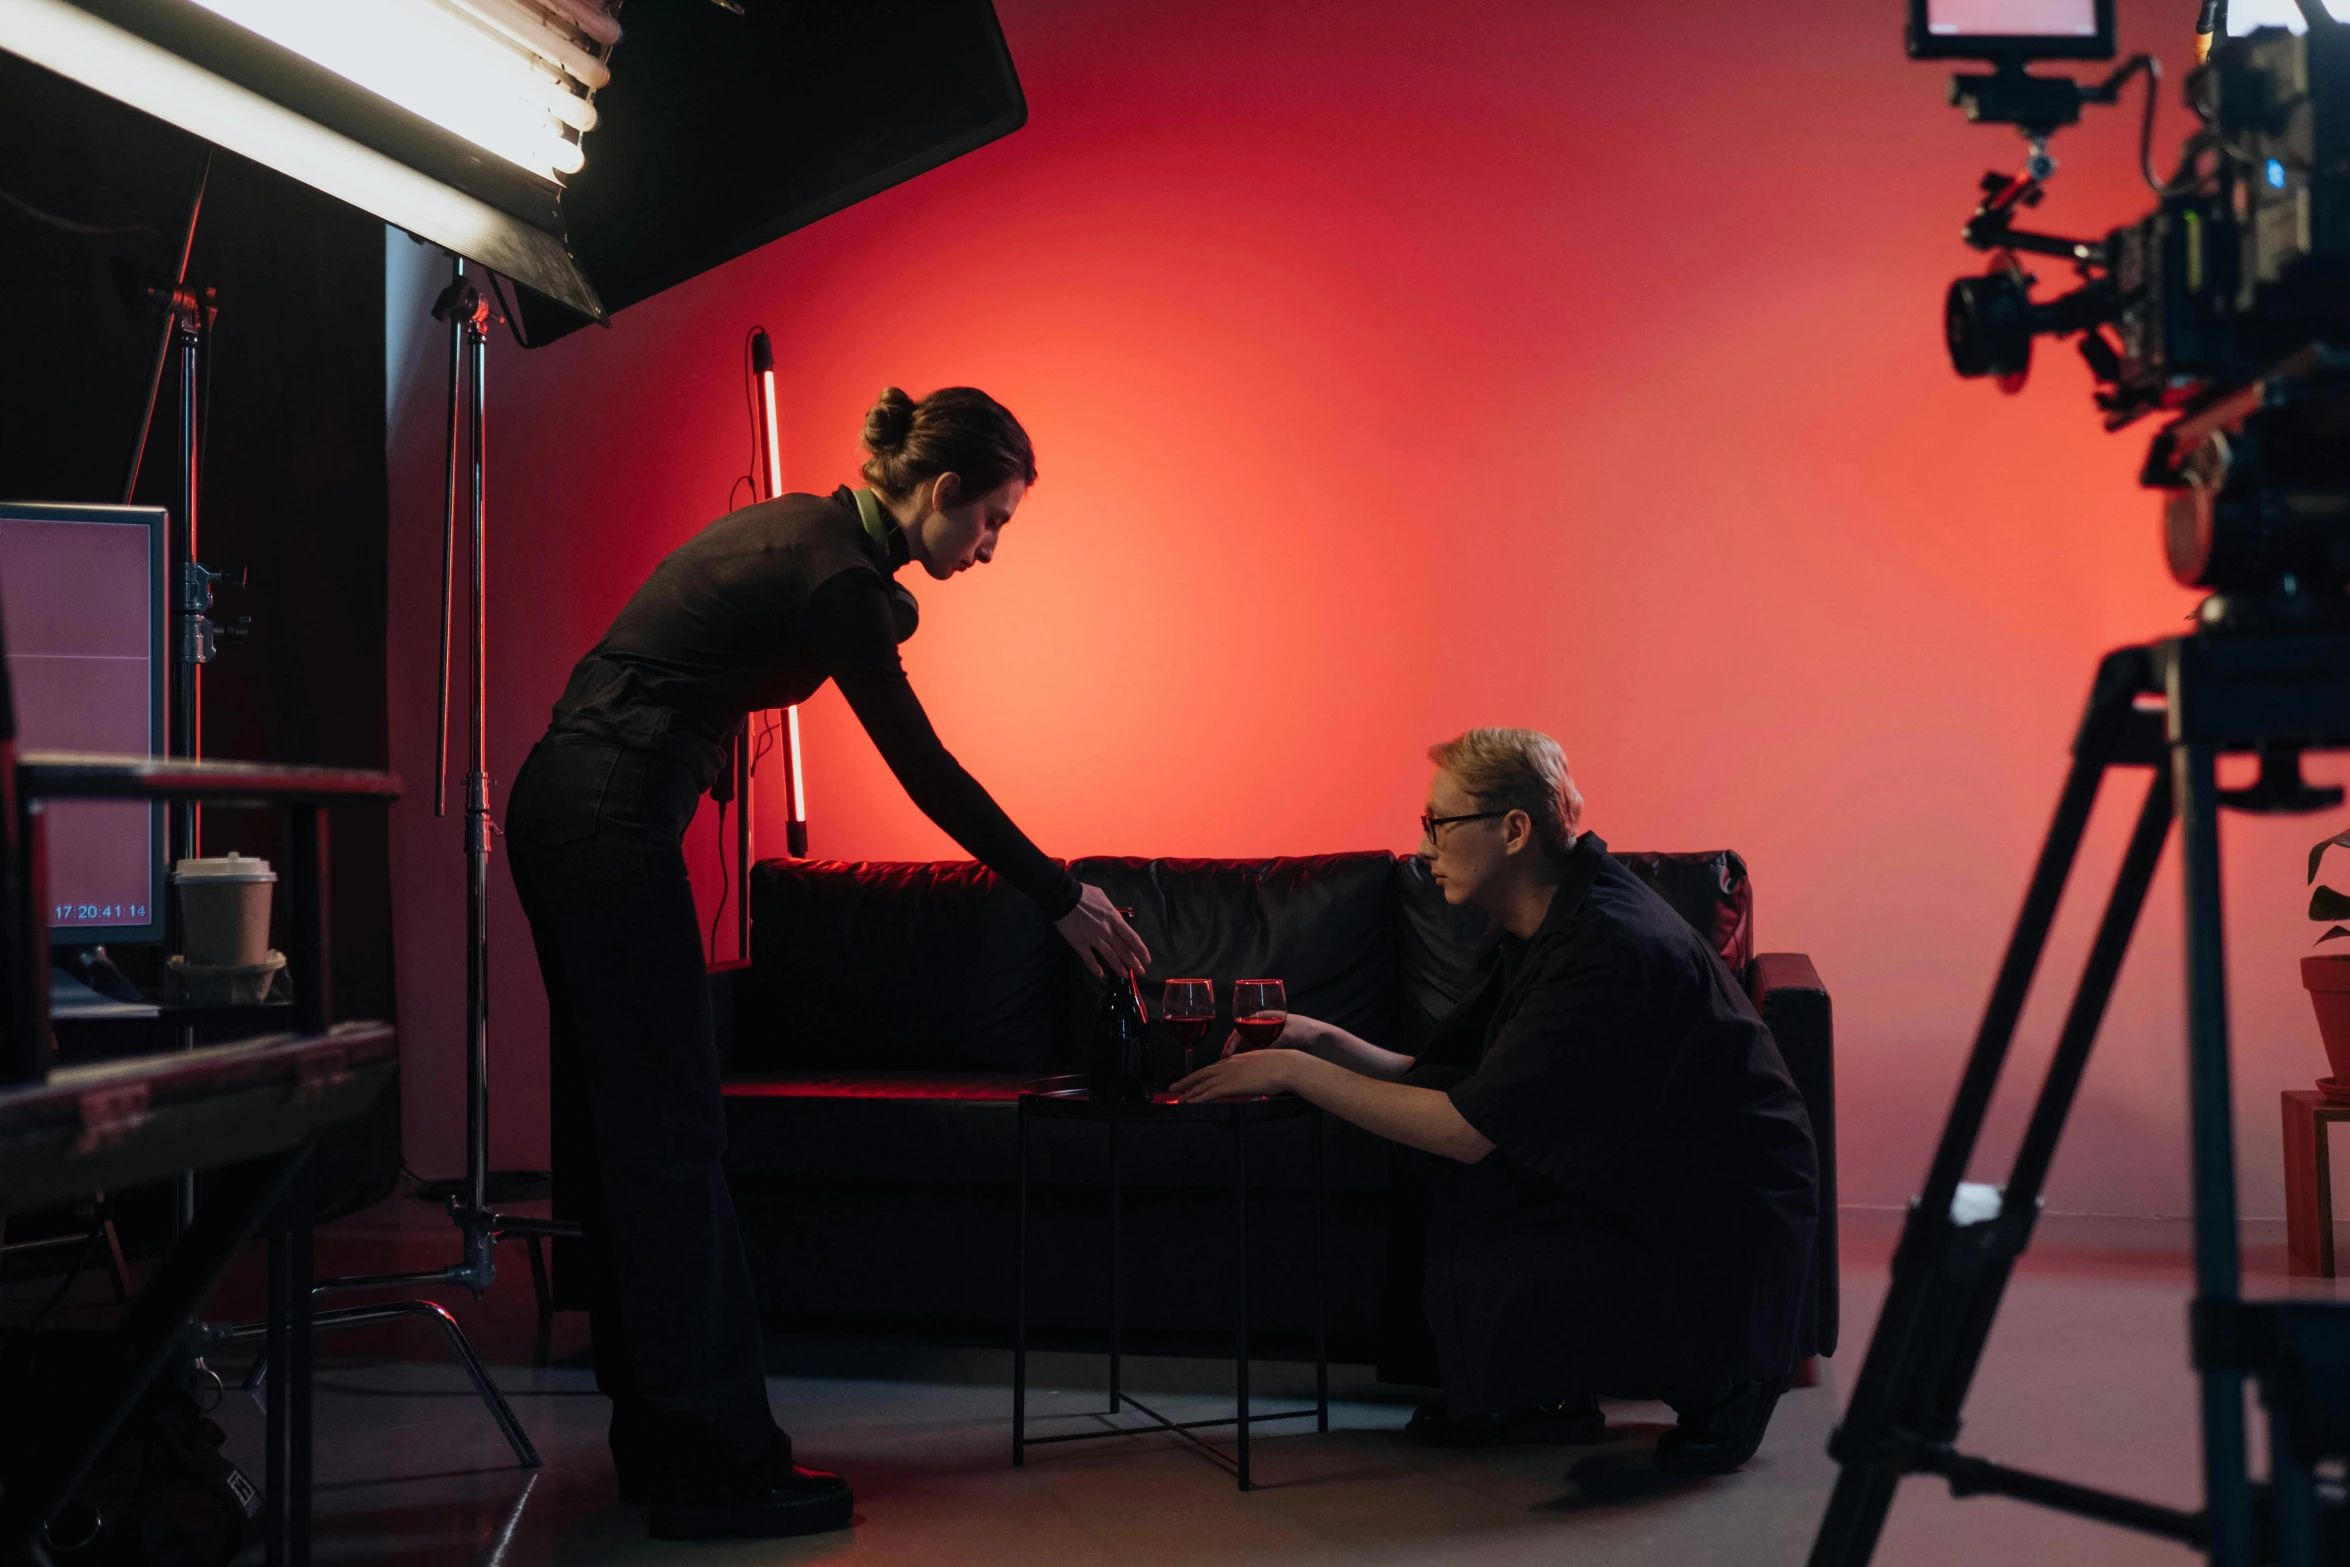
[1088,907,1150,1106]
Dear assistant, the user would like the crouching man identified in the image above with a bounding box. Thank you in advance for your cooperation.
[1173,728,1818,1473]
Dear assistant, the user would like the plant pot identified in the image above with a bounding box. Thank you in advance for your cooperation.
[2302,954,2350,1092]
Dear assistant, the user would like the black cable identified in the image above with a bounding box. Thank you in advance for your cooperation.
[25,1221,105,1329]
[197,308,215,497]
[2135,55,2167,193]
[486,269,535,350]
[741,325,765,504]
[0,184,164,240]
[708,795,730,960]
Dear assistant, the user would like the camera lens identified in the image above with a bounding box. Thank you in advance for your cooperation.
[1946,272,2033,382]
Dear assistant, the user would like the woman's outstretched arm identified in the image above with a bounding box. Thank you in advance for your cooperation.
[804,571,1147,975]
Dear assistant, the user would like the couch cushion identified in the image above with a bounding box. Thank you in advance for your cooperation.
[739,859,1063,1073]
[1059,853,1403,1064]
[1619,850,1754,973]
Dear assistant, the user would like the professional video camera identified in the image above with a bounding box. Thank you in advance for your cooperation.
[1921,0,2350,617]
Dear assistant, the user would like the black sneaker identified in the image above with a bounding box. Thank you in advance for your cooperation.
[1405,1396,1607,1449]
[1652,1377,1788,1475]
[642,1462,853,1541]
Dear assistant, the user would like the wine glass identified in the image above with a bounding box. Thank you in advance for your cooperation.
[1233,978,1287,1051]
[1162,978,1216,1077]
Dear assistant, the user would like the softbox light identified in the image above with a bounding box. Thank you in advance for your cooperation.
[0,0,1027,333]
[0,0,618,316]
[507,0,1027,344]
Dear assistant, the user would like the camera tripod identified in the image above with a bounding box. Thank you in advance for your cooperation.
[1810,622,2350,1567]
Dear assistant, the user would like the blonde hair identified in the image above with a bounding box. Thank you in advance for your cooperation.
[1426,727,1583,858]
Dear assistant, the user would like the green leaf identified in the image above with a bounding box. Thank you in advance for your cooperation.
[2312,828,2350,884]
[2320,925,2350,945]
[2313,886,2350,921]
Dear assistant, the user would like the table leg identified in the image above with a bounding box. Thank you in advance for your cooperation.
[1313,1107,1328,1434]
[265,1166,293,1566]
[2284,1094,2331,1278]
[1014,1099,1028,1467]
[2325,1116,2338,1281]
[1234,1104,1250,1492]
[1109,1117,1122,1416]
[289,1156,314,1567]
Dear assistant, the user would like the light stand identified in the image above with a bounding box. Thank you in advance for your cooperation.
[237,257,576,1469]
[119,150,249,1234]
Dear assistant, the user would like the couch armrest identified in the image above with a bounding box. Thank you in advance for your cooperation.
[1751,951,1837,1359]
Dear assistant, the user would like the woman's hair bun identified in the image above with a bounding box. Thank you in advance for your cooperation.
[857,384,1038,501]
[862,387,916,456]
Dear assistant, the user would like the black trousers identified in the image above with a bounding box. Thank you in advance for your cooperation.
[505,733,782,1485]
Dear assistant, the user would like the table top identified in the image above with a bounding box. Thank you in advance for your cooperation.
[1019,1074,1315,1123]
[2283,1087,2350,1117]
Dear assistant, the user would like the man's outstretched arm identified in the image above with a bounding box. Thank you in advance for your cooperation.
[1171,1049,1494,1163]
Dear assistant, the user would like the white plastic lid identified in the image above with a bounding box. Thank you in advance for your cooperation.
[174,853,276,882]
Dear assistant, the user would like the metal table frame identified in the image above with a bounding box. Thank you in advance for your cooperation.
[1012,1080,1327,1491]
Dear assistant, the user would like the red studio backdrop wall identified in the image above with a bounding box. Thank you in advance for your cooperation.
[384,0,2340,1219]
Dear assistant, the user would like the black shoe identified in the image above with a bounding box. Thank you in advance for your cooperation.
[643,1463,854,1541]
[1406,1396,1607,1449]
[1652,1377,1787,1475]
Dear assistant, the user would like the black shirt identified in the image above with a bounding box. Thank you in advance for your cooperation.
[546,488,1081,918]
[1414,831,1819,1392]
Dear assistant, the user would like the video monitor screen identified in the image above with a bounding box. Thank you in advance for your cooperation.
[1924,0,2099,36]
[2230,0,2350,33]
[0,503,166,945]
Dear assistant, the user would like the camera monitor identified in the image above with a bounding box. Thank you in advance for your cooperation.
[2229,0,2350,33]
[1908,0,2117,59]
[0,503,167,946]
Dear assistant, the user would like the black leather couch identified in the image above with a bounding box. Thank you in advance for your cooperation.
[719,849,1836,1371]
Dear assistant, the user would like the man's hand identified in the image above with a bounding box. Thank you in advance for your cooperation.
[1172,1048,1304,1103]
[1218,1013,1332,1060]
[1053,884,1150,977]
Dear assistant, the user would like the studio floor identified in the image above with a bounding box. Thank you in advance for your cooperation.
[26,1197,2350,1566]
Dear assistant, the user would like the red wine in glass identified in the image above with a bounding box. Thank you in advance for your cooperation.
[1233,978,1287,1051]
[1162,978,1215,1076]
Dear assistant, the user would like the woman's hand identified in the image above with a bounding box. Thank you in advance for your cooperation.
[1053,883,1150,977]
[1172,1048,1305,1103]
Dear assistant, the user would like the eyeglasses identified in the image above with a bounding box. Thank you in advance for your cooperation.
[1420,810,1507,840]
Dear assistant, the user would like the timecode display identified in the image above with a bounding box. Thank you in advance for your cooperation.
[55,903,148,923]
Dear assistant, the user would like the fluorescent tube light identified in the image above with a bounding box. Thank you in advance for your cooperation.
[0,0,608,316]
[184,0,610,181]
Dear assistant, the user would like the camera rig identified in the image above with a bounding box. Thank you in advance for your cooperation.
[1943,4,2350,620]
[1811,10,2350,1567]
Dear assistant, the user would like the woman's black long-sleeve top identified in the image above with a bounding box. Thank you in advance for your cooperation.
[542,487,1082,919]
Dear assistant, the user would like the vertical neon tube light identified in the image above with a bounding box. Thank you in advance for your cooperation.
[749,328,808,857]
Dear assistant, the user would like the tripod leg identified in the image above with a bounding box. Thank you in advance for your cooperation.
[1812,650,2144,1567]
[1810,1461,1906,1567]
[1826,747,2107,1443]
[2177,740,2255,1567]
[1924,770,2176,1426]
[526,1234,551,1321]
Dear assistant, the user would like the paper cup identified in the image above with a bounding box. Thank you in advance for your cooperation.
[176,854,277,968]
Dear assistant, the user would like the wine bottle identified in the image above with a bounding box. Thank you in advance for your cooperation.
[1088,906,1150,1106]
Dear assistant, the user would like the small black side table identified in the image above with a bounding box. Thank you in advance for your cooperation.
[1013,1077,1327,1491]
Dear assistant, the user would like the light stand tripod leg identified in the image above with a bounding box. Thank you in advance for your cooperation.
[2176,739,2255,1567]
[229,1298,540,1468]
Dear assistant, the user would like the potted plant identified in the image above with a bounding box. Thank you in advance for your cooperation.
[2306,828,2350,1099]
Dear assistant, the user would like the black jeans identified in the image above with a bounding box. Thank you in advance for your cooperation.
[505,733,782,1485]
